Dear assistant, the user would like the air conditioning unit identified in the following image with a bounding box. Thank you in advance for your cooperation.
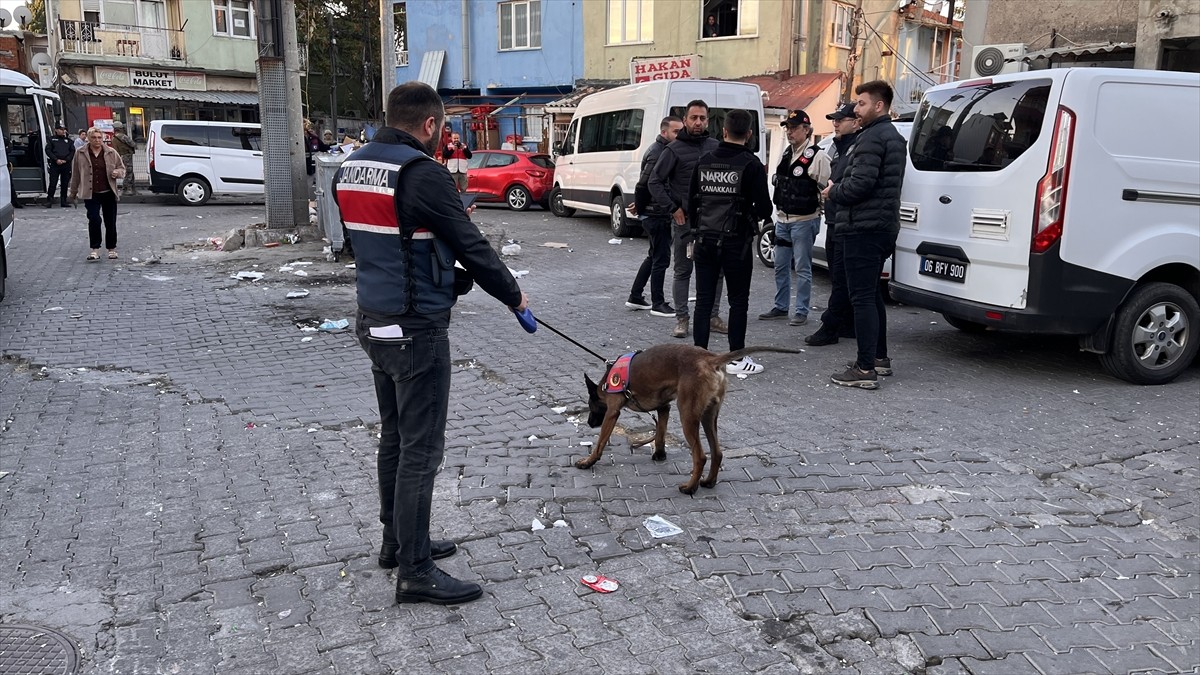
[970,43,1027,78]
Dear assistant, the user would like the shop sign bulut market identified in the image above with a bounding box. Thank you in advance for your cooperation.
[629,55,697,83]
[130,69,176,89]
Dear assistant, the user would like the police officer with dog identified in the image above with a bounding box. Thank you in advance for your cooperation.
[687,109,774,375]
[334,81,528,606]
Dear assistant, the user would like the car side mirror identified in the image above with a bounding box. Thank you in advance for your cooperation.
[552,142,563,156]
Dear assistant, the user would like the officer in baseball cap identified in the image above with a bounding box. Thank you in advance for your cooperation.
[826,102,857,121]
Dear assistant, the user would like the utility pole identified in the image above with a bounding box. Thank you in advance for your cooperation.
[842,0,864,102]
[329,11,337,137]
[256,0,308,230]
[380,2,396,109]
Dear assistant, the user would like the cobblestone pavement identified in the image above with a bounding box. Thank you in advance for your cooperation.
[1,200,1197,675]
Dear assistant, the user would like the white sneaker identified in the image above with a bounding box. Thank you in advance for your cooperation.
[725,356,764,375]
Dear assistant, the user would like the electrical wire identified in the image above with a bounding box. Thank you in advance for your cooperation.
[855,11,941,88]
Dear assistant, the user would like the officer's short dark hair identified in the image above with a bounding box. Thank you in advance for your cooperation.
[856,80,894,110]
[685,100,709,115]
[724,109,753,140]
[386,82,445,132]
[660,115,682,131]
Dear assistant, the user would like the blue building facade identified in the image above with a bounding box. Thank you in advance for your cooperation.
[389,0,583,148]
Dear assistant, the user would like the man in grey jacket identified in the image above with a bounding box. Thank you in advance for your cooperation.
[649,100,725,339]
[822,81,907,390]
[626,115,682,317]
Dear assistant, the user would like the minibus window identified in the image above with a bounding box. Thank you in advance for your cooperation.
[910,79,1051,172]
[161,125,210,147]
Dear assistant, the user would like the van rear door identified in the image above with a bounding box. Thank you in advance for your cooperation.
[894,76,1056,309]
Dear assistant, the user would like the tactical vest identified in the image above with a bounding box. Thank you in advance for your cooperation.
[334,141,457,317]
[772,144,821,215]
[694,152,755,239]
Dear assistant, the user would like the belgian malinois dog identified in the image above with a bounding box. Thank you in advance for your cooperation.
[580,344,799,494]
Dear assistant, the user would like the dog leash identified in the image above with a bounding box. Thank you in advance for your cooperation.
[533,316,609,364]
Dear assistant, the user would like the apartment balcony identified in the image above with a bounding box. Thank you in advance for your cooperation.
[58,19,186,63]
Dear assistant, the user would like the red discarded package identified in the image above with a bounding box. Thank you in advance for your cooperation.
[580,574,619,593]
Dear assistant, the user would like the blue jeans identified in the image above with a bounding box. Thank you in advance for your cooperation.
[772,216,820,317]
[356,318,451,577]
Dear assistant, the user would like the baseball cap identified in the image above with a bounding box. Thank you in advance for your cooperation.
[53,122,66,130]
[780,109,811,127]
[826,103,857,120]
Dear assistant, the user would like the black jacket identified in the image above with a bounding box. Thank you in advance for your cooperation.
[633,134,671,215]
[45,135,74,163]
[687,141,773,239]
[823,130,860,228]
[648,127,719,215]
[828,117,906,237]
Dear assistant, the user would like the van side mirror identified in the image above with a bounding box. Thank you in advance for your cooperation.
[553,142,563,156]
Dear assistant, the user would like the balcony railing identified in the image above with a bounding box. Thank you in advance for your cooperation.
[58,19,186,61]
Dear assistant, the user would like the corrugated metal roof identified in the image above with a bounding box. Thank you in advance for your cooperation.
[63,84,259,105]
[1021,42,1135,62]
[418,51,446,88]
[544,85,616,112]
[738,72,842,113]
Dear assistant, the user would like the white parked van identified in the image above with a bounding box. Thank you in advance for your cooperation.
[148,120,263,205]
[549,80,767,237]
[892,68,1200,385]
[0,135,11,302]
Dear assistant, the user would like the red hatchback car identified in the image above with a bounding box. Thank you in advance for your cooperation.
[465,150,555,210]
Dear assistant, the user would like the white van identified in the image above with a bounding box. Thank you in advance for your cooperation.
[147,120,263,205]
[892,68,1200,385]
[549,80,767,237]
[0,135,11,302]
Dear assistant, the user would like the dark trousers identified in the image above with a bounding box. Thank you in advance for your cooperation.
[693,236,753,351]
[357,321,451,577]
[840,231,895,370]
[819,221,855,336]
[629,215,672,305]
[47,163,71,203]
[85,191,118,250]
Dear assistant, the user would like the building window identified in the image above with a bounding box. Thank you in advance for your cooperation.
[831,3,853,48]
[213,0,254,39]
[393,2,408,66]
[607,0,652,45]
[499,0,541,51]
[701,0,758,39]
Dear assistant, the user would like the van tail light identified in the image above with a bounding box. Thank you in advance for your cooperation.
[525,169,546,179]
[148,132,156,172]
[1032,106,1076,253]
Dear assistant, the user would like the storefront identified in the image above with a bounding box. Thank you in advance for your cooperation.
[60,66,259,143]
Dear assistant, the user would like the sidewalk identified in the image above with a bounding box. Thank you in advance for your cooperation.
[0,201,1196,674]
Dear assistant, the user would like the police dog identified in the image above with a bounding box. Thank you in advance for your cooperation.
[579,344,800,494]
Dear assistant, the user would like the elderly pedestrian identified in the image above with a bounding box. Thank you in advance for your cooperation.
[69,128,126,261]
[110,121,137,196]
[334,81,527,606]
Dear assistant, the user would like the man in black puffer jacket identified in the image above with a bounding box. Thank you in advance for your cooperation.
[649,100,724,339]
[823,80,906,390]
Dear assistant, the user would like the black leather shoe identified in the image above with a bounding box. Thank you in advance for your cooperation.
[378,539,457,568]
[804,329,839,346]
[395,566,483,605]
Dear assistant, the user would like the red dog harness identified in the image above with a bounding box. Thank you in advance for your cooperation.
[604,352,636,393]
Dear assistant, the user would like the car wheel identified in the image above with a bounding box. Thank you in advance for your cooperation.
[943,313,988,333]
[506,185,532,211]
[609,194,637,237]
[1099,282,1199,385]
[756,222,774,268]
[177,177,211,206]
[549,186,574,217]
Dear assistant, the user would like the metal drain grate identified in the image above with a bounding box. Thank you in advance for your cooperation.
[0,625,78,675]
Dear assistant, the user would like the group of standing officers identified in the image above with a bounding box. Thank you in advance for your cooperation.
[625,80,906,388]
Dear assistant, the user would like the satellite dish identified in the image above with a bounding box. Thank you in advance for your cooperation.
[32,53,52,70]
[12,6,33,28]
[0,9,12,29]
